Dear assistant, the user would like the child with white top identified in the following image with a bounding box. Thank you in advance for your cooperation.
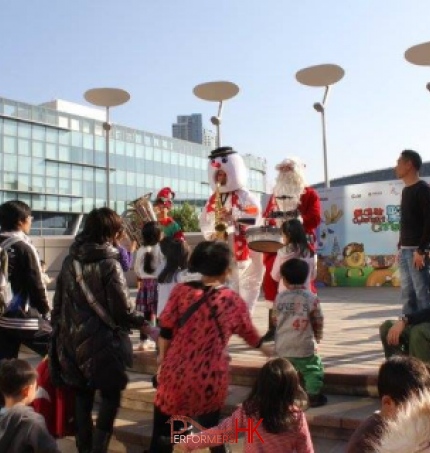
[271,218,317,294]
[134,221,162,350]
[156,237,191,317]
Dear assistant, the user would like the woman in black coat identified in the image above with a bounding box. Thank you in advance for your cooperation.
[51,208,147,453]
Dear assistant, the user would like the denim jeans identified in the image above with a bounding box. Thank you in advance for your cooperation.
[399,248,430,314]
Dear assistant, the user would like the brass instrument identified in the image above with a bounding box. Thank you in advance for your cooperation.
[213,183,229,241]
[121,193,157,246]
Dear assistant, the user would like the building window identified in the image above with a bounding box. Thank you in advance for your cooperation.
[3,119,17,136]
[4,136,16,154]
[4,155,17,172]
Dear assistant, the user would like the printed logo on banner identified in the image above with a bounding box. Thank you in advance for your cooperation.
[386,205,401,223]
[352,207,385,224]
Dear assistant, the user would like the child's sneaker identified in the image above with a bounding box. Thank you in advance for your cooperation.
[308,393,328,408]
[134,341,146,351]
[134,340,155,351]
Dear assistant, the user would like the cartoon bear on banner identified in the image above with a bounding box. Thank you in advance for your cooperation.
[199,146,264,312]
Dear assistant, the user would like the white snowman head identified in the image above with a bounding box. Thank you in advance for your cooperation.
[208,146,247,193]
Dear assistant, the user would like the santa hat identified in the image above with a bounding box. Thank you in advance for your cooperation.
[155,187,175,208]
[275,157,306,172]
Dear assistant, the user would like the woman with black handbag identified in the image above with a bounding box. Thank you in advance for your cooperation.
[50,207,148,453]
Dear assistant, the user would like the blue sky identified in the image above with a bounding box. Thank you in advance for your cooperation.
[2,1,430,185]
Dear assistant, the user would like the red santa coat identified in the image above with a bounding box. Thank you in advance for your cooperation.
[263,187,321,301]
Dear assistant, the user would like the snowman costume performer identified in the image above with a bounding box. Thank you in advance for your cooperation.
[199,146,264,312]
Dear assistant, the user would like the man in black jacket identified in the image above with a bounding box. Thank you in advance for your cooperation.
[380,150,430,360]
[0,200,51,360]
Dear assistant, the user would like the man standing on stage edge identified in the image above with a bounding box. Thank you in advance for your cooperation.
[380,150,430,360]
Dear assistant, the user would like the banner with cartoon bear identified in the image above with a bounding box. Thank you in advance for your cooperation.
[315,178,428,287]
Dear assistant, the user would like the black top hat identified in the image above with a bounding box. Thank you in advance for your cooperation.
[208,146,237,159]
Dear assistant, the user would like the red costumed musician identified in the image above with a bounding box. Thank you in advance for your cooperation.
[153,187,185,241]
[261,157,321,341]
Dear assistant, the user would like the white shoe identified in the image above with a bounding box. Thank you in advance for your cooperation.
[135,339,156,351]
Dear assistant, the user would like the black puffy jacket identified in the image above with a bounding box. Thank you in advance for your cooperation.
[51,239,145,391]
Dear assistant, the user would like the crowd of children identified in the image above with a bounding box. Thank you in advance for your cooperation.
[3,208,430,452]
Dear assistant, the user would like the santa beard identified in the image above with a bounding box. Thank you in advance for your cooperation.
[273,171,306,212]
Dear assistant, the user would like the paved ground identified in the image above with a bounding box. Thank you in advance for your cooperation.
[227,286,399,371]
[42,286,399,371]
[25,286,401,452]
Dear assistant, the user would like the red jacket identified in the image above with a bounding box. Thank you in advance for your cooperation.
[31,358,75,438]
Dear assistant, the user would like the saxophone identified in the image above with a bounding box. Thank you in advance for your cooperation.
[213,182,229,241]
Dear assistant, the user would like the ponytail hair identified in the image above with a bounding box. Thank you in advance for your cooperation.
[158,237,189,284]
[281,219,314,257]
[143,250,156,274]
[141,221,162,275]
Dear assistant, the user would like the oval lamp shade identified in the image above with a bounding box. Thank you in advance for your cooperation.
[296,64,345,87]
[84,88,130,107]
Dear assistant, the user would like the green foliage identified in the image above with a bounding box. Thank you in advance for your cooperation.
[171,202,200,232]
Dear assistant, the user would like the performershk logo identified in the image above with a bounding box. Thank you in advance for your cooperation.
[167,415,264,445]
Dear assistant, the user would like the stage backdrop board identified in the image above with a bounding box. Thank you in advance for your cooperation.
[315,178,430,287]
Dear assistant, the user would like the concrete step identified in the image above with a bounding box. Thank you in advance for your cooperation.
[123,372,250,416]
[131,350,379,397]
[105,393,376,452]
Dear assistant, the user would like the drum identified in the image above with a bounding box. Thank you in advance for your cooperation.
[246,226,283,253]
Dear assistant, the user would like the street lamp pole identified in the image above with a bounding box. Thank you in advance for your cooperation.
[84,87,130,208]
[313,85,331,187]
[296,64,344,188]
[103,107,111,205]
[193,81,239,149]
[321,106,329,188]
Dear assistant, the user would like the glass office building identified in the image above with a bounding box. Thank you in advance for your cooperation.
[0,96,267,235]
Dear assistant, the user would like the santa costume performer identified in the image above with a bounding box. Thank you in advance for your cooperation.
[153,187,185,241]
[199,146,264,313]
[261,157,321,341]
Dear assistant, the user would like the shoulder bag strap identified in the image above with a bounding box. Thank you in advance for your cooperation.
[73,260,117,331]
[0,236,22,253]
[205,288,226,344]
[178,287,216,328]
[0,236,23,290]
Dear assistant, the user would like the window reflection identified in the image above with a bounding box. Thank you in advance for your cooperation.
[0,97,267,229]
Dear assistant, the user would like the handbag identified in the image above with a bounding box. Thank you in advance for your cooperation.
[73,260,133,368]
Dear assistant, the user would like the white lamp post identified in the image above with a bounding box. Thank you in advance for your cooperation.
[405,41,430,95]
[84,87,130,207]
[296,64,345,188]
[193,81,239,148]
